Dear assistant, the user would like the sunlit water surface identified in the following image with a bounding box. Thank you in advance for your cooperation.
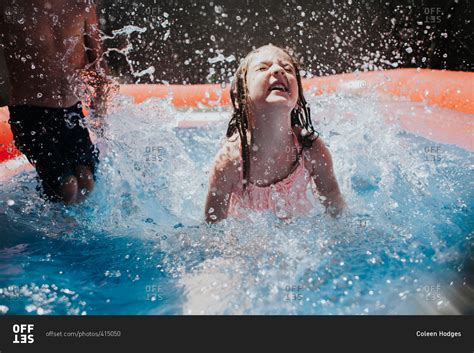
[0,91,472,315]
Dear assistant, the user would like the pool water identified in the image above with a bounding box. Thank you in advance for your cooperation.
[0,91,472,315]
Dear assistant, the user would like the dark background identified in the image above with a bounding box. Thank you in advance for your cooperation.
[97,0,473,84]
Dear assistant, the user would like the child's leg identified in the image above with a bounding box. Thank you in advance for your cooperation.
[63,103,99,203]
[61,175,79,205]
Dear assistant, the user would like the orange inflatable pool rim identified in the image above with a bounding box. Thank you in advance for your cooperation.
[0,68,472,163]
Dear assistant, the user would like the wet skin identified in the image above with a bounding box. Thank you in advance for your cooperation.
[0,0,108,204]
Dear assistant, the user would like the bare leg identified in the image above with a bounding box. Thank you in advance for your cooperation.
[61,175,78,205]
[75,165,94,202]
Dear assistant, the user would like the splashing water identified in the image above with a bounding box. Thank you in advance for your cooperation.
[0,89,472,315]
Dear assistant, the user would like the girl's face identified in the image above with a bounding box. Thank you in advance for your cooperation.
[245,46,299,114]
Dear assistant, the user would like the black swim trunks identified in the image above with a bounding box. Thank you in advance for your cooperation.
[8,102,99,201]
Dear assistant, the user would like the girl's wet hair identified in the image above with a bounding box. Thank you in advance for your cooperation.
[226,44,318,188]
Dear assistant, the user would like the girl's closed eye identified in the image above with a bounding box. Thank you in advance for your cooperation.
[283,64,294,73]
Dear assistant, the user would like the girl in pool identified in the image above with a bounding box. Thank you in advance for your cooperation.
[205,44,346,223]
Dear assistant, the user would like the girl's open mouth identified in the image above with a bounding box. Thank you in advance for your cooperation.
[268,82,289,93]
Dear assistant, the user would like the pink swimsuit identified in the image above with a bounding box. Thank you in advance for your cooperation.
[228,135,314,219]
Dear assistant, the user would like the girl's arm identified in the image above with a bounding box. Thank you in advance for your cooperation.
[305,137,346,217]
[204,143,240,223]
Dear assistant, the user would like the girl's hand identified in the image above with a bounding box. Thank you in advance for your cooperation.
[325,193,347,218]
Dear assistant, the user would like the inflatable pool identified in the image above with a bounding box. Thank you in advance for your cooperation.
[0,68,472,315]
[1,68,472,164]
